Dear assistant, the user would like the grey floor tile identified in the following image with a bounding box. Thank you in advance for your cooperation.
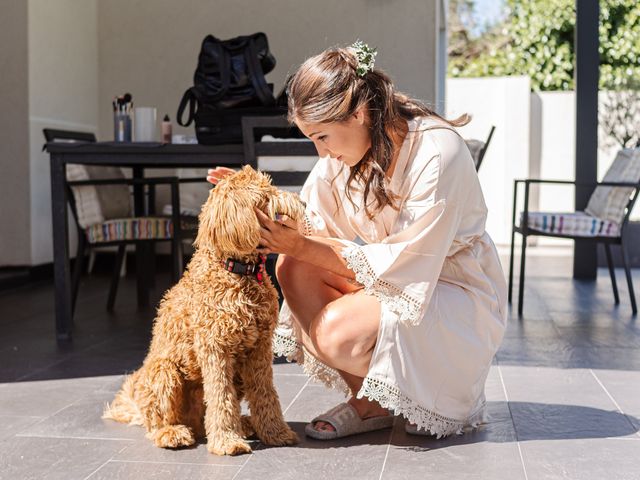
[0,435,131,480]
[500,366,618,407]
[86,460,239,480]
[0,376,118,417]
[114,440,248,467]
[500,366,637,441]
[555,325,640,349]
[17,390,145,441]
[496,336,576,368]
[0,415,42,441]
[509,400,636,441]
[591,369,640,433]
[381,429,525,480]
[519,438,640,480]
[272,372,309,409]
[234,440,391,480]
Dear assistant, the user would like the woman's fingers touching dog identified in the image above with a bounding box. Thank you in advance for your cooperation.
[254,208,304,257]
[274,214,298,230]
[206,167,237,185]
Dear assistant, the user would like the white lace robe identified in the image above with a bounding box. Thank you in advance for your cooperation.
[272,116,508,437]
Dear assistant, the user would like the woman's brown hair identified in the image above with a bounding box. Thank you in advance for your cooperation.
[287,45,469,219]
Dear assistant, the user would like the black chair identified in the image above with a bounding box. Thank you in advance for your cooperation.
[509,148,640,316]
[43,128,185,315]
[465,125,496,172]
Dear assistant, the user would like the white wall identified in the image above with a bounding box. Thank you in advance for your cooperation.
[446,76,532,245]
[0,1,30,266]
[28,0,99,265]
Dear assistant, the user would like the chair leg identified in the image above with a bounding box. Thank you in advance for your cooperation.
[71,235,87,316]
[604,243,620,305]
[87,250,96,274]
[146,243,156,288]
[119,249,127,277]
[107,245,127,312]
[170,238,182,284]
[508,227,516,304]
[620,240,637,315]
[135,242,150,308]
[518,234,527,316]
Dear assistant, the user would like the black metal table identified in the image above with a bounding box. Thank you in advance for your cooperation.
[47,140,316,341]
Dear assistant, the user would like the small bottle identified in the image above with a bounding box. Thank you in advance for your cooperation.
[161,114,172,144]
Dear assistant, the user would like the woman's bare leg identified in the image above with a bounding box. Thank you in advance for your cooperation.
[276,255,390,432]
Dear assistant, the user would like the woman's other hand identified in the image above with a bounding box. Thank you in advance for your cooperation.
[206,166,237,185]
[254,208,305,256]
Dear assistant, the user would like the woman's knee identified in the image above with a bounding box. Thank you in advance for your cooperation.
[275,255,300,292]
[275,254,318,293]
[310,305,358,362]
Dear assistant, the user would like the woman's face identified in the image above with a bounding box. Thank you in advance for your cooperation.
[295,109,371,167]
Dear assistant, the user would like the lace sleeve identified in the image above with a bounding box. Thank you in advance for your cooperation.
[341,244,422,325]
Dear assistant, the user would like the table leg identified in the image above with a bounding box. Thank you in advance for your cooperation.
[50,155,72,341]
[132,167,150,308]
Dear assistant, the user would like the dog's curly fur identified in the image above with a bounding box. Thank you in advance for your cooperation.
[103,166,304,456]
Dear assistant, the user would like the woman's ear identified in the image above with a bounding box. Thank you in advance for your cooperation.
[353,107,368,126]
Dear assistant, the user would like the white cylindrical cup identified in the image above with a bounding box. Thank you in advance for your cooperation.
[134,107,157,142]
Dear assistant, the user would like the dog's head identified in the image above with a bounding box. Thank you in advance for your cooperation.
[195,165,306,258]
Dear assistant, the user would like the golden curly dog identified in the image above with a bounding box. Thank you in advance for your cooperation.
[103,166,303,456]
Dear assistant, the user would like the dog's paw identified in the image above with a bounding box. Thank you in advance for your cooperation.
[147,425,195,448]
[258,424,299,447]
[207,435,252,456]
[240,415,255,438]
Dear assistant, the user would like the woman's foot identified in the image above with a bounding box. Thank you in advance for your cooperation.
[312,396,389,432]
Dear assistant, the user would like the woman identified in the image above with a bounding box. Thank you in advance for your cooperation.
[207,42,507,440]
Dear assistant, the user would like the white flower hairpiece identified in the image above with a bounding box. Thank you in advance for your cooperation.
[352,40,377,77]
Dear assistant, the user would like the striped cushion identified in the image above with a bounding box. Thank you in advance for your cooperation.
[520,211,620,237]
[85,217,173,243]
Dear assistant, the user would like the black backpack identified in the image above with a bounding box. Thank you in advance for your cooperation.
[177,32,287,145]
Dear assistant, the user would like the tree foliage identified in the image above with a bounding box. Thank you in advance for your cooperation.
[448,0,640,91]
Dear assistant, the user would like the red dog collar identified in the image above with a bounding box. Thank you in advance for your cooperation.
[221,254,267,284]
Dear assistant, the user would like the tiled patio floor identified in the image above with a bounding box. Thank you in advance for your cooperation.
[0,248,639,479]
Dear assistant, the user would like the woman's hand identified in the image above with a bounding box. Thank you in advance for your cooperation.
[254,208,305,256]
[206,166,237,185]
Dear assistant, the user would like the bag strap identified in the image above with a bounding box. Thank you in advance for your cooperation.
[244,37,275,107]
[176,87,197,126]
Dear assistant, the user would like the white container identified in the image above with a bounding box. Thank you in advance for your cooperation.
[134,107,157,142]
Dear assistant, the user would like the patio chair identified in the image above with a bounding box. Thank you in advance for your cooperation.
[465,125,495,171]
[43,129,130,276]
[43,128,189,315]
[509,147,640,316]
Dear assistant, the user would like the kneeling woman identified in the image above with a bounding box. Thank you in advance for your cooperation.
[208,42,507,440]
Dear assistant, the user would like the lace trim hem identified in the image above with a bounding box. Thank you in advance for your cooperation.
[357,376,486,438]
[340,244,423,325]
[272,331,350,396]
[272,330,303,363]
